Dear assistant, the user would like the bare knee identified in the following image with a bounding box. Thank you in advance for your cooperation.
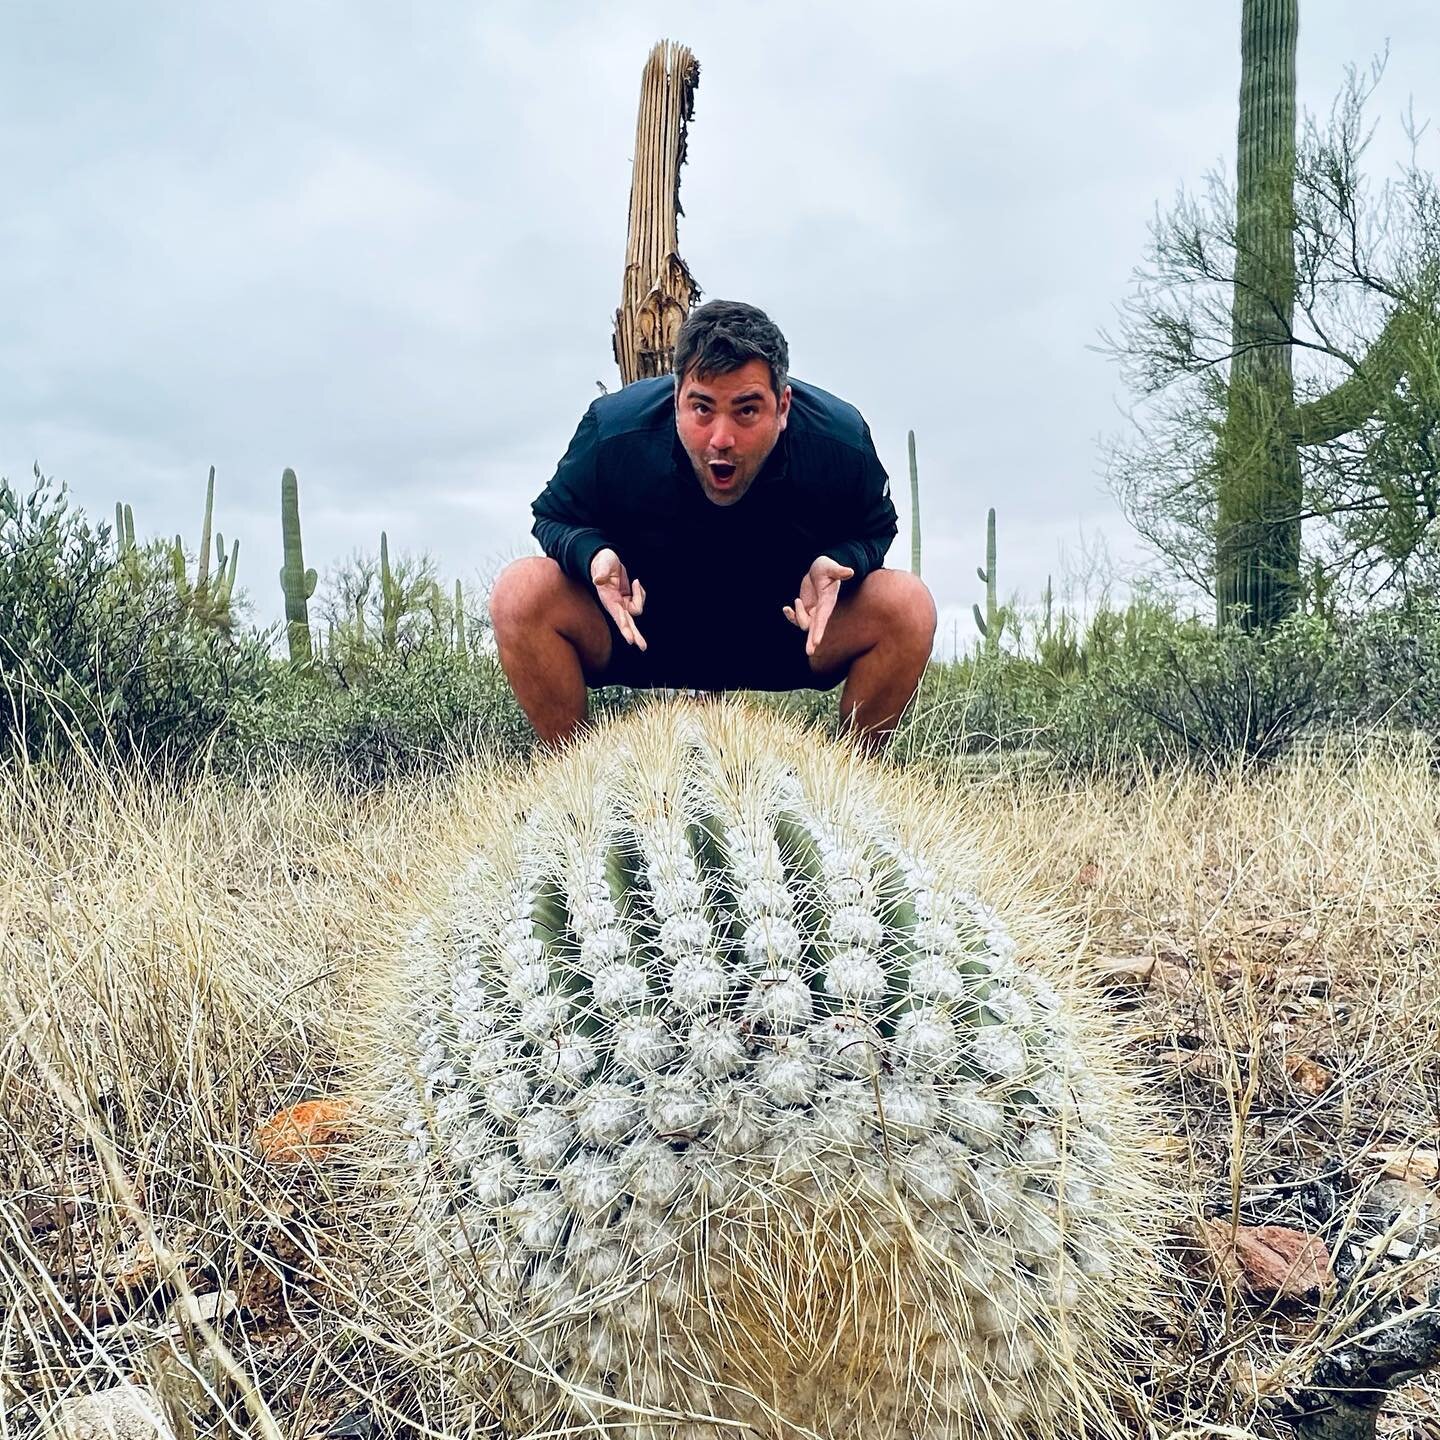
[863,570,937,656]
[489,556,566,639]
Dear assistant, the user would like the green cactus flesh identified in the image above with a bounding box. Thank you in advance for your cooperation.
[386,704,1158,1440]
[280,468,317,663]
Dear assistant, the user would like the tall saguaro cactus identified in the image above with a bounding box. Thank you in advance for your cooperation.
[1217,0,1422,627]
[453,578,468,654]
[612,40,702,386]
[172,466,238,632]
[1216,0,1301,627]
[114,501,141,589]
[907,429,922,577]
[279,468,317,664]
[973,507,1005,655]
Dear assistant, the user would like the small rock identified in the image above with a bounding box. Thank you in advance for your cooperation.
[1371,1146,1440,1184]
[1361,1177,1440,1259]
[1283,1054,1333,1096]
[1092,954,1156,987]
[45,1384,174,1440]
[255,1098,358,1163]
[1198,1220,1332,1301]
[170,1288,237,1326]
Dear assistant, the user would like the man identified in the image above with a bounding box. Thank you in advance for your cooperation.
[489,300,936,750]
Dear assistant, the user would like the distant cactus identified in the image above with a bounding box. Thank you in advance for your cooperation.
[453,578,467,654]
[377,532,441,651]
[171,467,238,632]
[280,468,317,664]
[972,507,1006,654]
[380,533,400,651]
[113,501,141,589]
[907,429,921,578]
[381,703,1164,1440]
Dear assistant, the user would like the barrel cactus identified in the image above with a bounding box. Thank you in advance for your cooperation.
[381,702,1165,1440]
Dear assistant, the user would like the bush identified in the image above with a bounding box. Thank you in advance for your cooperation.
[0,468,271,767]
[224,643,533,781]
[1047,606,1343,770]
[1335,603,1440,742]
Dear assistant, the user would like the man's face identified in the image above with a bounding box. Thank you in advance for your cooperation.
[675,357,791,506]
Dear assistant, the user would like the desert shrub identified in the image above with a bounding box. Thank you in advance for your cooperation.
[226,640,659,781]
[890,656,1055,762]
[0,468,270,767]
[226,644,530,780]
[1046,605,1342,770]
[1334,602,1440,743]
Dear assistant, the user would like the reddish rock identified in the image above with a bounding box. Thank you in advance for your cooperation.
[1198,1220,1332,1301]
[255,1098,358,1163]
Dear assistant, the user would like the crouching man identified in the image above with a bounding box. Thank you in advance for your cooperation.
[489,299,936,751]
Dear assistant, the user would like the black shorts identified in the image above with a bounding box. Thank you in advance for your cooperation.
[590,603,847,693]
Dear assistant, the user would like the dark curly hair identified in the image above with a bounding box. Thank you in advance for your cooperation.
[673,300,789,401]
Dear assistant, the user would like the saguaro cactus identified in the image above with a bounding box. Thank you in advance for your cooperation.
[113,501,142,589]
[382,703,1165,1440]
[172,467,238,632]
[907,429,922,577]
[453,578,467,654]
[379,532,400,651]
[973,507,1005,654]
[279,468,317,664]
[1217,0,1423,627]
[612,40,702,385]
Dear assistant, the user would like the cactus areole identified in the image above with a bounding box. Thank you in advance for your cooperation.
[387,704,1160,1440]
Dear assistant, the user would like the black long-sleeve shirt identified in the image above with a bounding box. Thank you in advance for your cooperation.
[531,376,898,633]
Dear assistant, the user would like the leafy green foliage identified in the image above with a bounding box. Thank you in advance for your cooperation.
[0,468,269,766]
[1049,608,1342,770]
[225,639,641,782]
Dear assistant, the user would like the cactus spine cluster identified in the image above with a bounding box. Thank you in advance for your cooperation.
[279,468,317,664]
[385,703,1160,1440]
[171,466,238,631]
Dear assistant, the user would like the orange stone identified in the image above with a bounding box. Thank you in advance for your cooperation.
[255,1098,358,1163]
[1198,1220,1332,1301]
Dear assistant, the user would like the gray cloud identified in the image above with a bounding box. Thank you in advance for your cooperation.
[3,0,1437,647]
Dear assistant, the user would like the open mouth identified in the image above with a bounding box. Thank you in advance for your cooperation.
[708,461,737,485]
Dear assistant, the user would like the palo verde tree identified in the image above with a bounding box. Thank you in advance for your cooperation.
[1106,0,1440,625]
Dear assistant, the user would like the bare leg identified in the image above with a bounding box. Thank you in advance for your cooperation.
[489,556,612,747]
[804,569,937,752]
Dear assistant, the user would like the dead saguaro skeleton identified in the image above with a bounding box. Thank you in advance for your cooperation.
[612,39,701,386]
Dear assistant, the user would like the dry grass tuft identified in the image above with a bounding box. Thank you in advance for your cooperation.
[0,751,489,1439]
[946,736,1440,1435]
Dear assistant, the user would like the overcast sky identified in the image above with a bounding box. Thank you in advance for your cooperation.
[3,1,1437,656]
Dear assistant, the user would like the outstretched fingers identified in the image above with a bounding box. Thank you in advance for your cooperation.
[604,590,647,649]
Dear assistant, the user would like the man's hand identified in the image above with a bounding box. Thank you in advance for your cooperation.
[590,547,647,650]
[783,555,855,656]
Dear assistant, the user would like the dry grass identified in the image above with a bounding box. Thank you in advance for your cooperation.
[2,719,1438,1438]
[0,752,489,1439]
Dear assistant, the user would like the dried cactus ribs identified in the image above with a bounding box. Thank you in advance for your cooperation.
[379,700,1170,1440]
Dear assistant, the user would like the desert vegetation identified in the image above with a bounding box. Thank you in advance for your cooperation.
[2,701,1438,1438]
[5,1,1440,1436]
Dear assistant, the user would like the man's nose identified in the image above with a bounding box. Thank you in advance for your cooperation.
[711,420,735,451]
